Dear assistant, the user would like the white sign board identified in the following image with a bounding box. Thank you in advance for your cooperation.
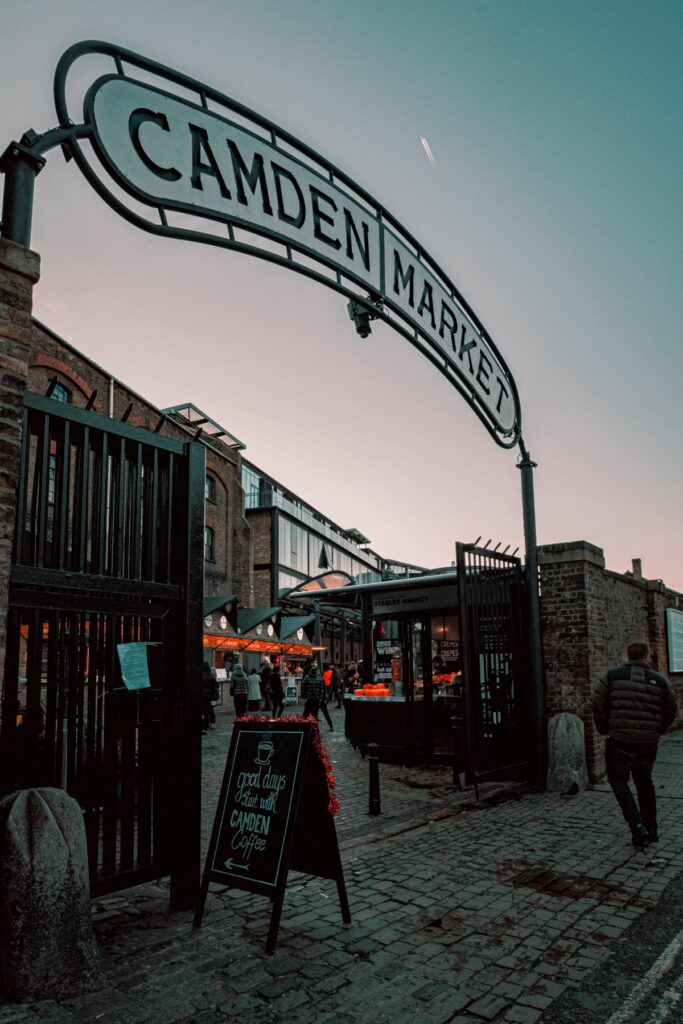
[666,608,683,673]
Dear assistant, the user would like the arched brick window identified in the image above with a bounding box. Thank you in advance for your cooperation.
[204,525,215,562]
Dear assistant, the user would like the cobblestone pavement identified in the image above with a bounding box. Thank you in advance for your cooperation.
[2,704,683,1024]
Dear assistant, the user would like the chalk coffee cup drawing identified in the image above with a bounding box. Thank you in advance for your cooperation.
[255,739,274,765]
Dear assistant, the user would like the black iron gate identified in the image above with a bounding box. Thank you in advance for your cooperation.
[456,541,531,784]
[0,393,204,906]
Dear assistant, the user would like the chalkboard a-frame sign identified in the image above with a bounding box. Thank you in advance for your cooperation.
[194,720,351,953]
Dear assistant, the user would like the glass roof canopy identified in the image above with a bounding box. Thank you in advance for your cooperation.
[162,403,246,450]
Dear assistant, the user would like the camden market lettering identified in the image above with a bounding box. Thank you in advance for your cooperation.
[86,76,382,291]
[54,41,521,445]
[388,236,515,432]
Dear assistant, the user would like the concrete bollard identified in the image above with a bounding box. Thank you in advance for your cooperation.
[0,787,103,1001]
[546,712,589,794]
[368,742,381,815]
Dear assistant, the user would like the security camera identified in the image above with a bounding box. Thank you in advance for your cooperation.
[347,299,373,338]
[350,299,382,342]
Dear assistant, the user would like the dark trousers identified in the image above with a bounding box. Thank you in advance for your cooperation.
[303,698,319,719]
[272,699,284,718]
[233,694,247,717]
[303,699,333,729]
[605,738,658,832]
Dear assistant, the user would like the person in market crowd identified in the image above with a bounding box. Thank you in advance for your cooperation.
[260,659,273,711]
[345,661,359,693]
[200,660,218,734]
[301,662,326,723]
[323,663,333,700]
[330,664,343,708]
[270,665,285,718]
[229,656,248,717]
[247,665,262,713]
[592,640,676,848]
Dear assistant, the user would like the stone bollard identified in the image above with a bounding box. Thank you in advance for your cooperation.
[546,712,589,794]
[0,787,103,1001]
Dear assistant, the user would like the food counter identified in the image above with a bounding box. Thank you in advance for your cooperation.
[344,692,463,764]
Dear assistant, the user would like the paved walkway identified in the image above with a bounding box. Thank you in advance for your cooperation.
[2,704,683,1024]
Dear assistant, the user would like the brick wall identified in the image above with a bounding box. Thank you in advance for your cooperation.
[539,541,683,780]
[249,511,273,605]
[0,239,40,691]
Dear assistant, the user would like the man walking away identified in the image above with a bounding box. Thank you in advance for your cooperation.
[592,640,676,847]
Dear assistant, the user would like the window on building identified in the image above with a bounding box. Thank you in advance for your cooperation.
[48,454,56,505]
[50,381,71,403]
[205,474,216,503]
[242,465,260,508]
[204,525,215,561]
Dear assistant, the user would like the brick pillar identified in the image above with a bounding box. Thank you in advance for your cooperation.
[537,541,607,781]
[0,237,40,690]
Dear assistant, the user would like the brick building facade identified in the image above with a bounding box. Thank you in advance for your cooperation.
[538,541,683,780]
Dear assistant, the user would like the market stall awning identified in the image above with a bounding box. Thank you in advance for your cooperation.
[236,606,281,635]
[203,594,237,624]
[279,614,316,642]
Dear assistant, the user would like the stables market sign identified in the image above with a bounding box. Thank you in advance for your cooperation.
[39,40,519,447]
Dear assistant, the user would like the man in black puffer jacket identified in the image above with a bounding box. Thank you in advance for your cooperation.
[593,641,677,847]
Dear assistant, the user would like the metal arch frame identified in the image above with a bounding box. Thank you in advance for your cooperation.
[44,39,522,449]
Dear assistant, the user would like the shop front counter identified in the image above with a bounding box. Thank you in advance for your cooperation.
[344,693,463,764]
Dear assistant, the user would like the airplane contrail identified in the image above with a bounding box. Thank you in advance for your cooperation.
[420,136,437,168]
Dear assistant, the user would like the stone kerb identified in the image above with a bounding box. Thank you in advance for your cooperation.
[0,237,40,693]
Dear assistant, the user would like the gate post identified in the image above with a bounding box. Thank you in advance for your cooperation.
[517,441,547,788]
[0,238,40,702]
[169,440,206,909]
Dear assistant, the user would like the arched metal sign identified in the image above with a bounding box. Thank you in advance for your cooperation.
[49,41,521,448]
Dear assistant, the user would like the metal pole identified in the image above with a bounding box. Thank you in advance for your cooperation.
[313,599,322,669]
[456,542,476,785]
[340,613,347,669]
[0,140,46,246]
[517,440,546,789]
[367,742,381,815]
[1,125,91,246]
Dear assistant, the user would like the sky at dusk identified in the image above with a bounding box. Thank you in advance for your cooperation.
[2,1,682,588]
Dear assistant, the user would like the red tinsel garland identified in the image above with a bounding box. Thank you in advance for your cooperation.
[235,714,340,815]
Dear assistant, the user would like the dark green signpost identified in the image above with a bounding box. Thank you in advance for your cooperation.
[194,720,350,953]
